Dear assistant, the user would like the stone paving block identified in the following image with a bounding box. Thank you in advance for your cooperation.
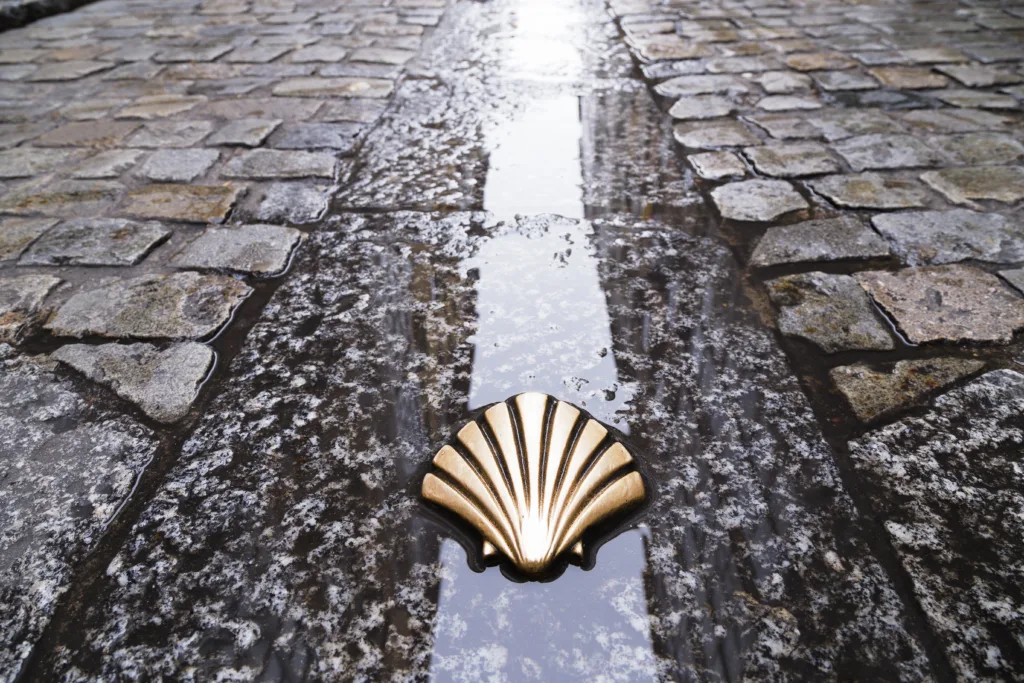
[627,34,713,61]
[848,370,1024,680]
[673,120,760,148]
[34,121,140,148]
[53,342,214,423]
[933,63,1023,87]
[0,274,61,342]
[900,47,968,64]
[925,132,1024,166]
[743,142,840,177]
[19,218,169,266]
[101,63,165,81]
[272,77,395,98]
[287,45,349,63]
[222,43,292,63]
[710,178,808,221]
[766,271,894,352]
[170,223,302,275]
[136,149,220,183]
[856,265,1024,343]
[666,95,734,120]
[756,95,823,111]
[704,55,782,73]
[350,47,417,65]
[932,89,1018,110]
[0,350,156,681]
[868,66,948,89]
[25,60,110,81]
[0,148,84,179]
[0,179,124,218]
[834,134,947,171]
[119,184,243,224]
[745,114,819,139]
[59,99,130,122]
[319,99,388,124]
[831,357,985,422]
[203,97,323,120]
[785,52,857,71]
[153,45,233,63]
[900,108,1011,133]
[246,183,330,223]
[221,149,337,180]
[809,172,933,209]
[205,119,282,147]
[70,150,145,179]
[116,95,207,120]
[921,166,1024,205]
[653,74,750,98]
[125,121,214,148]
[753,70,812,93]
[1000,268,1024,295]
[811,69,878,91]
[806,109,905,141]
[0,218,56,261]
[750,216,890,267]
[872,209,1024,266]
[268,123,362,152]
[688,150,746,179]
[46,272,251,340]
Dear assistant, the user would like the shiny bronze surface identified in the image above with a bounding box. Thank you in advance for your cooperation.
[422,392,646,577]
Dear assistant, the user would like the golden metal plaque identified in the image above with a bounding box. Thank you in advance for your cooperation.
[422,392,646,577]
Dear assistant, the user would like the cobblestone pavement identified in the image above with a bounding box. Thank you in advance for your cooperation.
[1,0,1023,679]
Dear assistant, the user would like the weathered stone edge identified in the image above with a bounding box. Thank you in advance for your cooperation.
[0,0,97,33]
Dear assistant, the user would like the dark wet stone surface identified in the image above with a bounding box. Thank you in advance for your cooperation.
[0,346,156,681]
[767,272,894,353]
[0,274,61,343]
[871,209,1024,266]
[830,357,985,422]
[849,370,1024,681]
[35,215,931,681]
[750,216,891,267]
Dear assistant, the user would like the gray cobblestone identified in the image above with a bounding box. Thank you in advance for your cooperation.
[19,218,168,266]
[170,223,302,275]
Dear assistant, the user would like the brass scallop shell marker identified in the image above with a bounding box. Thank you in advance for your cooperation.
[422,392,646,577]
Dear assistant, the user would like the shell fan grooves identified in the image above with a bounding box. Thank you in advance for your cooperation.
[421,392,647,578]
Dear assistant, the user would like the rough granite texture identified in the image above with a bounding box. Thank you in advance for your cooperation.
[0,274,61,343]
[710,179,808,222]
[0,346,156,682]
[19,218,169,267]
[170,224,303,276]
[871,209,1024,266]
[53,342,214,423]
[849,370,1024,681]
[750,216,890,267]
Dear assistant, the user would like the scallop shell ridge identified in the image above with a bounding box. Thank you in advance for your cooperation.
[422,392,646,576]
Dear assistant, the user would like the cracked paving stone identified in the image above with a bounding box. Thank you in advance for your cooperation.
[833,134,947,171]
[0,218,57,261]
[667,95,734,120]
[19,219,169,267]
[269,123,363,152]
[932,89,1019,110]
[45,271,251,340]
[170,224,302,275]
[248,183,329,223]
[0,179,123,218]
[812,70,879,91]
[0,148,84,179]
[856,265,1024,344]
[785,52,857,71]
[272,77,394,98]
[750,216,890,267]
[653,74,749,98]
[848,369,1024,681]
[116,95,207,120]
[934,63,1023,87]
[53,342,214,423]
[753,70,812,93]
[926,132,1024,166]
[920,166,1024,205]
[710,178,808,221]
[627,34,713,61]
[767,272,894,352]
[34,121,140,148]
[868,67,948,89]
[70,150,145,179]
[743,142,840,177]
[25,60,110,81]
[688,150,746,179]
[831,357,985,422]
[0,275,61,342]
[673,120,760,148]
[119,184,243,224]
[222,149,337,179]
[809,172,932,209]
[125,121,214,148]
[205,119,282,147]
[756,95,823,111]
[1001,268,1024,294]
[872,209,1024,266]
[0,349,156,680]
[136,149,220,183]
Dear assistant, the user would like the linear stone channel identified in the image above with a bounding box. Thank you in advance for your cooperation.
[0,0,1022,680]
